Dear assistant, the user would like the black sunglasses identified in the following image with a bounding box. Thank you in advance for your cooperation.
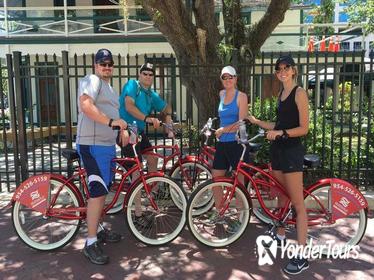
[221,75,235,80]
[275,64,292,73]
[142,72,154,77]
[99,62,114,68]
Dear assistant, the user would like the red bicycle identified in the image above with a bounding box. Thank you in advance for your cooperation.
[187,121,368,254]
[107,121,213,214]
[11,126,187,250]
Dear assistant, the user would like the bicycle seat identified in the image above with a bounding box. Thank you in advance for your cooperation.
[303,154,320,168]
[61,148,80,161]
[249,143,262,152]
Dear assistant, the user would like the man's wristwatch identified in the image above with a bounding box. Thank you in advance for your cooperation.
[281,129,289,140]
[108,118,114,127]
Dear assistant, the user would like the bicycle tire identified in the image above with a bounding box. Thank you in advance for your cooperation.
[187,179,252,248]
[170,161,213,215]
[12,176,82,251]
[125,175,187,245]
[304,183,368,256]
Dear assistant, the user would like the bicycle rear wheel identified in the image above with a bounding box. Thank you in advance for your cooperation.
[304,184,367,256]
[170,161,213,215]
[125,176,187,245]
[12,176,82,251]
[187,180,252,248]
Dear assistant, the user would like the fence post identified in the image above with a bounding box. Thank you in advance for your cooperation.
[62,51,74,177]
[6,53,21,187]
[13,51,28,182]
[62,51,72,148]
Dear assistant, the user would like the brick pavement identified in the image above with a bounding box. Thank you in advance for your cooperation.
[1,192,373,280]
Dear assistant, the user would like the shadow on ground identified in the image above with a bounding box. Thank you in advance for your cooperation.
[0,205,373,280]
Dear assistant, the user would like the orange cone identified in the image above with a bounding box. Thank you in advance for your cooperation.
[308,36,315,52]
[320,35,326,51]
[334,36,340,52]
[328,36,335,52]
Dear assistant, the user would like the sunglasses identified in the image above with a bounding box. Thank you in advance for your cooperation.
[99,62,114,68]
[142,72,154,77]
[275,64,292,73]
[221,75,235,80]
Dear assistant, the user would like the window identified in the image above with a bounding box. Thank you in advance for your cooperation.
[54,0,75,18]
[353,42,362,51]
[369,41,373,50]
[241,11,251,25]
[341,42,350,51]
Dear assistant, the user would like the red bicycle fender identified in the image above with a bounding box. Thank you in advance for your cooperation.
[306,178,368,220]
[11,174,84,213]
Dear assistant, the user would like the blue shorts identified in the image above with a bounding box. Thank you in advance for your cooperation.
[77,144,116,198]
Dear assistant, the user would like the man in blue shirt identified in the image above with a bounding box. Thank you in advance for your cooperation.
[119,62,173,172]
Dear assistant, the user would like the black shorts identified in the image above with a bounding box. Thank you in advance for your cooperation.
[270,143,305,173]
[212,141,251,171]
[121,132,152,160]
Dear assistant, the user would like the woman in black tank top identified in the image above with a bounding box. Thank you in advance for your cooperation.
[248,55,310,274]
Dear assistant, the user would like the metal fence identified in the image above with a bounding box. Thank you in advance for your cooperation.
[0,50,373,192]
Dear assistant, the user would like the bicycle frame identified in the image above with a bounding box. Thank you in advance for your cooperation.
[141,122,215,191]
[210,120,368,228]
[221,145,368,227]
[11,140,165,221]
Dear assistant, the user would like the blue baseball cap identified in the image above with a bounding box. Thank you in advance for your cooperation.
[95,48,113,64]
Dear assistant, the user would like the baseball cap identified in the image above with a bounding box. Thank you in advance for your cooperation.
[275,55,296,70]
[220,66,237,78]
[95,48,113,64]
[139,62,155,73]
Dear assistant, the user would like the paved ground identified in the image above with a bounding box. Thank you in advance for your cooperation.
[0,192,373,280]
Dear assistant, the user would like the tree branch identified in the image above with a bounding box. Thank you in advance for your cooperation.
[245,0,291,55]
[140,0,198,59]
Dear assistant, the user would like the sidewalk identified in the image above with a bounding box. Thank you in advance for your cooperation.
[0,190,373,280]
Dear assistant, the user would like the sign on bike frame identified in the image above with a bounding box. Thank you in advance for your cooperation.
[12,174,51,213]
[331,178,368,220]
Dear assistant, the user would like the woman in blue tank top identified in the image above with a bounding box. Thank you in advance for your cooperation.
[248,55,310,275]
[210,66,250,233]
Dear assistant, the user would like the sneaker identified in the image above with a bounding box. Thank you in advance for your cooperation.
[97,229,121,243]
[283,257,309,275]
[134,214,154,229]
[226,219,241,234]
[83,241,109,265]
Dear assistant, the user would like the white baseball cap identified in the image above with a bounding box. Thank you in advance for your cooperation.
[220,66,237,78]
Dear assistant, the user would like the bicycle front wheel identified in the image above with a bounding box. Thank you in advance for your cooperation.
[187,180,252,248]
[305,184,368,255]
[12,176,82,251]
[125,176,187,245]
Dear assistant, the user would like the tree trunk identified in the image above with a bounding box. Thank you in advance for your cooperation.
[138,0,291,123]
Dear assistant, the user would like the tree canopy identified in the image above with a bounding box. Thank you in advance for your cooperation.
[133,0,291,121]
